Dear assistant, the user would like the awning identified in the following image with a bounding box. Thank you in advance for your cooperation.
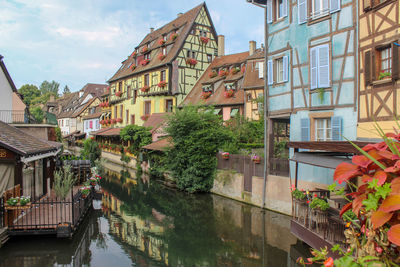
[290,152,352,169]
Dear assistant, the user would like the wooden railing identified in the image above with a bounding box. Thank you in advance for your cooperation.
[292,190,346,246]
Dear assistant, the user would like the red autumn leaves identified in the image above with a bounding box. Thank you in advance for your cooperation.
[334,137,400,246]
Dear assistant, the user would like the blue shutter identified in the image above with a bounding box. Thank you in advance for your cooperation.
[298,0,308,24]
[330,0,341,13]
[310,47,318,89]
[300,118,310,141]
[318,44,330,88]
[331,117,342,141]
[268,60,274,85]
[283,55,289,82]
[267,0,273,23]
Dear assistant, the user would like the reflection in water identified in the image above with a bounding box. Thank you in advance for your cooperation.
[0,165,313,267]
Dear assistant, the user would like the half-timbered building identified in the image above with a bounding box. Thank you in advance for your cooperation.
[357,0,400,140]
[106,3,218,127]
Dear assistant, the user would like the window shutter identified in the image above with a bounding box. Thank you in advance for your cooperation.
[298,0,308,24]
[331,116,342,141]
[310,47,318,89]
[259,61,264,79]
[371,51,376,81]
[364,50,372,85]
[267,60,274,85]
[267,0,273,23]
[282,0,288,17]
[318,44,330,88]
[392,42,400,80]
[330,0,340,13]
[300,118,310,141]
[283,56,289,82]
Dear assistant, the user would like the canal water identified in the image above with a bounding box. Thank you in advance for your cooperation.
[0,165,313,267]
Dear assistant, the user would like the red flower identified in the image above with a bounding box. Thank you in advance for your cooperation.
[230,67,240,75]
[324,257,333,267]
[186,58,197,66]
[140,86,150,93]
[130,64,136,70]
[219,69,228,77]
[306,200,310,204]
[140,59,150,66]
[170,33,178,41]
[200,36,209,44]
[115,91,122,97]
[158,53,166,61]
[116,118,122,123]
[141,115,149,121]
[223,89,235,98]
[141,46,148,53]
[158,81,167,87]
[208,71,217,78]
[158,39,166,46]
[111,119,116,124]
[131,51,137,57]
[201,91,212,99]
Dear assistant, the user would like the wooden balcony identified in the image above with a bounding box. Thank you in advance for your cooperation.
[291,191,346,252]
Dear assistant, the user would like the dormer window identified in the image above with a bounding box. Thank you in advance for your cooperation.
[199,30,207,37]
[225,82,236,91]
[144,53,151,60]
[202,85,213,92]
[187,50,196,58]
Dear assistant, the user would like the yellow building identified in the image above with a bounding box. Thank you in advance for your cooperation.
[105,3,218,127]
[358,0,400,139]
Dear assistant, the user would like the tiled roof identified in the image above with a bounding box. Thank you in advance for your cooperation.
[142,137,172,151]
[0,121,58,156]
[71,97,98,118]
[80,83,108,98]
[181,51,249,107]
[91,127,121,136]
[247,48,264,60]
[108,3,206,82]
[83,106,102,120]
[143,113,169,133]
[243,51,264,89]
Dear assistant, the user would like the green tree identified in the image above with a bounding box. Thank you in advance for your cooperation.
[120,125,152,156]
[81,138,101,165]
[30,92,57,106]
[55,127,62,142]
[165,105,234,193]
[18,84,40,106]
[40,80,59,96]
[30,106,44,123]
[63,85,71,95]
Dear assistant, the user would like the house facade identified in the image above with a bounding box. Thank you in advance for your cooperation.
[83,107,102,137]
[106,3,218,127]
[357,0,400,140]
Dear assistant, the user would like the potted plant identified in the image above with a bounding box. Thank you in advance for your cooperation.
[141,115,149,121]
[158,81,167,87]
[224,89,235,98]
[158,39,166,46]
[89,177,97,186]
[19,196,31,206]
[200,36,209,44]
[219,69,228,77]
[141,85,150,93]
[209,71,217,78]
[115,91,122,97]
[251,154,261,164]
[378,71,391,80]
[80,186,91,198]
[158,53,166,61]
[170,33,178,41]
[201,91,212,99]
[6,197,18,206]
[131,51,137,57]
[221,152,230,160]
[140,59,150,66]
[111,118,116,124]
[141,46,149,53]
[230,67,240,75]
[186,58,197,66]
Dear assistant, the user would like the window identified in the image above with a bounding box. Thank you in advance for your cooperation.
[66,119,69,126]
[166,99,173,112]
[162,47,167,55]
[118,82,122,92]
[266,0,287,23]
[144,74,149,86]
[120,105,123,119]
[114,106,118,118]
[187,50,196,58]
[127,85,131,98]
[199,30,207,37]
[133,89,137,104]
[126,110,129,123]
[144,53,150,60]
[207,54,212,63]
[311,0,329,18]
[298,0,340,24]
[267,56,288,85]
[310,44,330,89]
[131,115,135,125]
[144,101,151,115]
[379,46,392,75]
[96,120,99,129]
[315,118,331,141]
[160,70,166,81]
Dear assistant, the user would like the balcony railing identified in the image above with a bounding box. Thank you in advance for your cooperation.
[0,110,29,123]
[109,91,127,104]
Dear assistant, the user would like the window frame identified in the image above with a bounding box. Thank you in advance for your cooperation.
[314,117,332,141]
[165,99,173,113]
[144,101,151,115]
[377,45,392,76]
[160,70,166,82]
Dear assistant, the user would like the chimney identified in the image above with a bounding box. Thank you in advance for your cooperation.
[177,13,183,17]
[249,41,256,56]
[218,35,225,57]
[150,27,154,33]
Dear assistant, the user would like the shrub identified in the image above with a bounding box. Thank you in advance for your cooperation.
[81,138,101,165]
[120,124,152,157]
[165,105,234,193]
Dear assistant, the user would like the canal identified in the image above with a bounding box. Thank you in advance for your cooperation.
[0,164,313,266]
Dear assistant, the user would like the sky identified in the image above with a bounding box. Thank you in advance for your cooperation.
[0,0,264,92]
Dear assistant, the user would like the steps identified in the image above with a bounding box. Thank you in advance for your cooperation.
[0,227,9,248]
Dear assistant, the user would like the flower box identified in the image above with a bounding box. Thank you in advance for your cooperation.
[116,118,122,123]
[230,67,240,75]
[141,115,150,121]
[158,39,166,46]
[221,152,230,159]
[111,119,116,124]
[5,202,31,210]
[200,36,209,44]
[115,91,122,97]
[158,81,167,87]
[140,59,150,66]
[131,51,137,58]
[141,86,150,93]
[158,53,166,61]
[223,89,235,98]
[252,155,261,164]
[201,91,212,99]
[170,33,178,41]
[186,58,198,66]
[219,69,228,77]
[209,71,217,78]
[141,46,149,53]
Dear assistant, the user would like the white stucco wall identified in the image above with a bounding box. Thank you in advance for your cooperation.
[0,67,14,123]
[83,118,100,137]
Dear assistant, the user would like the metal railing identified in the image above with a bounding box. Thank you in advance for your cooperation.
[0,110,27,123]
[3,188,93,233]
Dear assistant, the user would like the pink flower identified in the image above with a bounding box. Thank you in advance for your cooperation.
[324,257,334,267]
